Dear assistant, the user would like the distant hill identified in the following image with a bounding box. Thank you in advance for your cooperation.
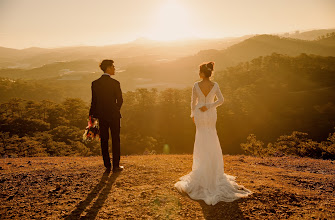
[0,36,249,69]
[117,34,335,91]
[0,59,99,80]
[0,47,20,58]
[282,28,335,40]
[315,35,335,47]
[211,34,335,69]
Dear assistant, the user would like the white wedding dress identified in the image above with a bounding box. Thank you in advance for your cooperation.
[174,81,253,205]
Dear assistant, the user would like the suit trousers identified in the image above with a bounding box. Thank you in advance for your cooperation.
[98,117,121,168]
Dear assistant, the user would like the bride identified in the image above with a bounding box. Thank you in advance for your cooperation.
[174,61,253,205]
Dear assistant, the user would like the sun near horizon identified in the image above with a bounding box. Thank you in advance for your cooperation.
[0,0,335,49]
[144,1,196,42]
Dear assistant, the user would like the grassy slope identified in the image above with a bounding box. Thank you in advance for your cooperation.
[0,155,334,219]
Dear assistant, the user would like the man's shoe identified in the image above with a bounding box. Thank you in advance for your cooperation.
[113,165,124,172]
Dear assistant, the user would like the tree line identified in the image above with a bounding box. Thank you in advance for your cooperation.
[0,53,334,159]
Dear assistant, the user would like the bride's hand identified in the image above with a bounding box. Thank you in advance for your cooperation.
[199,106,208,112]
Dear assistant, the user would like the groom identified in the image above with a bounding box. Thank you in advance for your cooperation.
[89,59,124,172]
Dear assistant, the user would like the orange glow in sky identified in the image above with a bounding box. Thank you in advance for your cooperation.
[146,1,194,41]
[0,0,334,48]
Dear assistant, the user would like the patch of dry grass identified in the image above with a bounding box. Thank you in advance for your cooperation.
[0,155,334,219]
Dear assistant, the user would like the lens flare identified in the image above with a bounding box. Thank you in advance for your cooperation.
[163,144,170,154]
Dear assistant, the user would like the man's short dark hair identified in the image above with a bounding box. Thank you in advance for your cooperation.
[99,59,114,72]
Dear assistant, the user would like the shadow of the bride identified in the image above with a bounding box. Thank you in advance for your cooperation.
[63,169,120,220]
[198,199,247,220]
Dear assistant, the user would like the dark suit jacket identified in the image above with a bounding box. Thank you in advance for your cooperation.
[89,75,123,121]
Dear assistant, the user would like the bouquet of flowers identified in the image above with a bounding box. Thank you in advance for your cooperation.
[83,116,100,142]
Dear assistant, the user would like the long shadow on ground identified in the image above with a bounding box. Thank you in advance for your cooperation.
[63,170,120,220]
[199,199,247,220]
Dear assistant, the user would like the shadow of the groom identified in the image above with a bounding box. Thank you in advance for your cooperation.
[63,170,120,220]
[198,199,247,220]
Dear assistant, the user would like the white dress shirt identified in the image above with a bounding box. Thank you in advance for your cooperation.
[102,72,112,77]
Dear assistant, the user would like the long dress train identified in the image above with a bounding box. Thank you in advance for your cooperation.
[174,81,253,205]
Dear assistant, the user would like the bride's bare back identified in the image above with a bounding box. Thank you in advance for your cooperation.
[198,80,215,97]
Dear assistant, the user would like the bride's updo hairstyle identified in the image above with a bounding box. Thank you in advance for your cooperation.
[199,61,215,78]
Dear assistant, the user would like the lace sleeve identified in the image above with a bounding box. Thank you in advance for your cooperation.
[206,83,224,109]
[190,83,198,118]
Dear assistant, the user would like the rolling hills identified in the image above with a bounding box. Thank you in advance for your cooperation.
[1,32,334,93]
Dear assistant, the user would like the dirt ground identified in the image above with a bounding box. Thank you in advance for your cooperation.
[0,154,334,219]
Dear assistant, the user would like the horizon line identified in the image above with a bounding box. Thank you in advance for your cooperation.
[1,27,335,50]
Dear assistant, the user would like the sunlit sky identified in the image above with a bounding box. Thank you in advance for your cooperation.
[1,0,335,49]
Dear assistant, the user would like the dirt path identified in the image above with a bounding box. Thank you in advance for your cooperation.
[1,155,334,219]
